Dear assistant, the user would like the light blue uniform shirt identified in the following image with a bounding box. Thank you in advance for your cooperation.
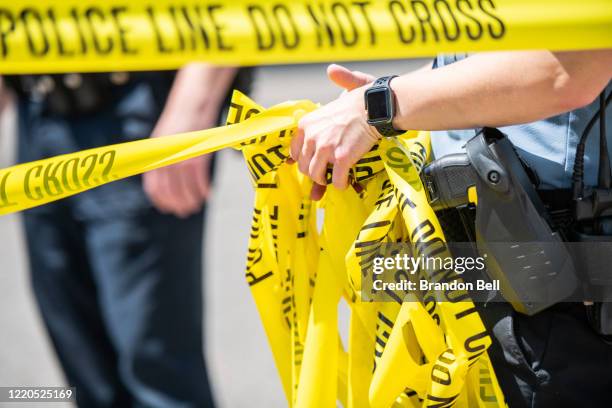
[431,54,612,190]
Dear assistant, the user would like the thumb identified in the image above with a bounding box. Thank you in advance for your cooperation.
[327,64,374,91]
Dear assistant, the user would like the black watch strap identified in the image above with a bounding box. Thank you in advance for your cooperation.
[376,122,404,137]
[373,75,396,87]
[370,76,404,137]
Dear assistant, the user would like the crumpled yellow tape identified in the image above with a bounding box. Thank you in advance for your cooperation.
[229,91,506,407]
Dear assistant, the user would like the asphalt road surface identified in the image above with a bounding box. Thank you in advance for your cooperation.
[0,59,426,408]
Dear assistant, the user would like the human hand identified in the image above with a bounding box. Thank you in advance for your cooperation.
[143,64,237,217]
[143,107,214,218]
[290,64,378,200]
[144,152,212,218]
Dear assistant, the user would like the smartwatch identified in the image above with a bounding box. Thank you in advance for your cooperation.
[364,75,404,137]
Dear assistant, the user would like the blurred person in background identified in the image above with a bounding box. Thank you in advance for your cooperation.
[0,65,253,407]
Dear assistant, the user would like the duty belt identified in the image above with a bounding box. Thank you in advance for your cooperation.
[421,90,612,337]
[5,71,176,116]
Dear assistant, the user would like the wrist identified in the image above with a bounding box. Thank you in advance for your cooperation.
[355,84,383,141]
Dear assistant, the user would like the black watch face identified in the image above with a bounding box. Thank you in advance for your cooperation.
[366,88,392,123]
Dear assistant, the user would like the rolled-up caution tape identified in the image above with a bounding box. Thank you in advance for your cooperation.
[0,0,610,73]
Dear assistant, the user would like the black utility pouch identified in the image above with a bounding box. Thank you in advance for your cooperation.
[466,128,578,315]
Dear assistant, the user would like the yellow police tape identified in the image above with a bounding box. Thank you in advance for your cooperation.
[228,90,506,407]
[0,0,610,73]
[0,97,316,214]
[0,90,505,406]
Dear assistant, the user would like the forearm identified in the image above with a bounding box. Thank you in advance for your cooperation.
[392,50,612,131]
[153,63,238,135]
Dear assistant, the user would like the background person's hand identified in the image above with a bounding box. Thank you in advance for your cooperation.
[143,64,237,218]
[290,64,377,200]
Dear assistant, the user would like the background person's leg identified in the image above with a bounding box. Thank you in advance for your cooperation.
[22,209,133,407]
[17,100,133,407]
[84,208,214,408]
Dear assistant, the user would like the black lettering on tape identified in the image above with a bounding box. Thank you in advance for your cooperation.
[307,3,336,47]
[423,294,441,325]
[479,0,505,39]
[24,165,44,201]
[410,219,434,241]
[248,5,276,51]
[147,6,173,53]
[20,8,50,57]
[85,8,113,55]
[353,1,376,45]
[331,2,358,47]
[246,268,274,286]
[433,0,460,41]
[227,102,245,125]
[266,145,288,161]
[169,6,187,51]
[99,150,116,181]
[43,160,65,197]
[464,330,489,354]
[69,8,89,54]
[111,7,137,55]
[431,363,451,385]
[0,8,15,58]
[411,219,447,260]
[80,153,98,186]
[249,153,276,180]
[410,0,440,43]
[438,349,456,364]
[386,147,412,172]
[273,4,300,49]
[389,1,416,44]
[47,9,75,56]
[0,171,17,208]
[479,367,497,402]
[436,270,471,302]
[183,6,212,51]
[61,157,81,192]
[454,306,478,320]
[414,236,446,260]
[247,246,262,265]
[456,0,483,40]
[208,5,233,51]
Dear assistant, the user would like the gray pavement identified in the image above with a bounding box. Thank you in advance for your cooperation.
[0,59,425,408]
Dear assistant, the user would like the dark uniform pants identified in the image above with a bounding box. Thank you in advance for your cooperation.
[438,208,612,408]
[17,77,214,407]
[482,302,612,408]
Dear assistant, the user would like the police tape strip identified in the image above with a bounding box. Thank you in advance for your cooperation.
[228,91,506,407]
[0,97,317,215]
[0,0,610,73]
